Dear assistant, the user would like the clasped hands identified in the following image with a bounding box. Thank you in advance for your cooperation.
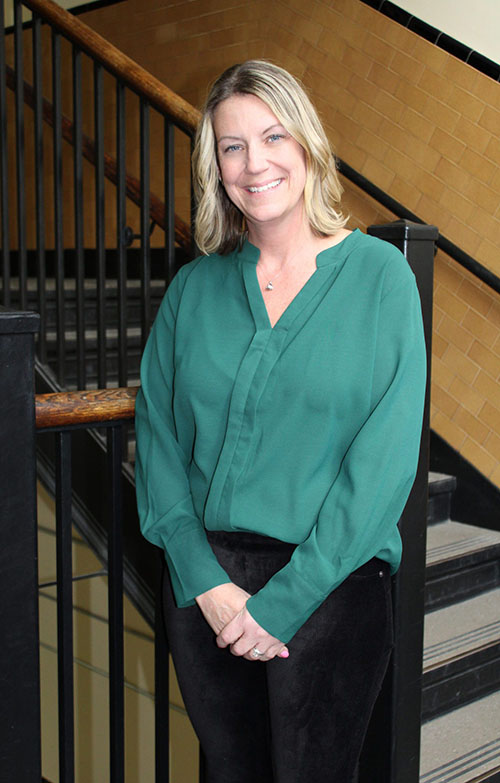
[195,582,289,662]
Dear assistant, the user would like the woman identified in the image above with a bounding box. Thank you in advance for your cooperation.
[135,60,426,782]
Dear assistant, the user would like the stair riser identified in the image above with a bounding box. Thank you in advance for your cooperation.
[425,560,500,612]
[4,290,164,329]
[427,491,453,526]
[427,473,457,525]
[422,643,500,722]
[46,352,142,386]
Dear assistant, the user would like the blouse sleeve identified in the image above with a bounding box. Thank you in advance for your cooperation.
[134,270,230,606]
[245,271,427,643]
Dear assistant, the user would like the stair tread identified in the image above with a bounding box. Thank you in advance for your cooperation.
[45,326,142,341]
[426,520,500,567]
[420,690,500,782]
[424,587,500,670]
[3,277,167,291]
[428,471,457,497]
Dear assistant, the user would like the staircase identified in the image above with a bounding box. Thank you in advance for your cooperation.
[421,474,500,782]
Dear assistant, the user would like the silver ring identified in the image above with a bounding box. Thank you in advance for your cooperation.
[251,647,264,658]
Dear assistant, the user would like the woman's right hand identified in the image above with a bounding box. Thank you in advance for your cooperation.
[195,582,252,636]
[196,583,289,660]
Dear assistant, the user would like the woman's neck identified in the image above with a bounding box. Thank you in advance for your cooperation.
[247,216,316,267]
[247,221,351,270]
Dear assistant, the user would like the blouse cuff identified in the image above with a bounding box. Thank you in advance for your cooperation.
[245,563,328,644]
[160,526,230,607]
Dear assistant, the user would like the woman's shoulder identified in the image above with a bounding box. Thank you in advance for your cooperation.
[170,250,234,290]
[163,250,238,314]
[346,229,417,292]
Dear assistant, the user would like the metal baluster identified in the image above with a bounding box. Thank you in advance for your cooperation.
[164,119,174,285]
[0,0,10,306]
[116,80,127,387]
[33,13,46,362]
[94,62,106,387]
[55,430,75,783]
[14,0,27,310]
[155,565,170,783]
[199,748,207,783]
[140,98,150,349]
[73,47,85,388]
[107,425,125,782]
[52,30,65,385]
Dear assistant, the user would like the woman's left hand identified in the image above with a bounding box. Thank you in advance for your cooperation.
[217,606,288,661]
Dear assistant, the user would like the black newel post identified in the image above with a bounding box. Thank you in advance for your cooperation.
[0,307,41,782]
[359,220,436,783]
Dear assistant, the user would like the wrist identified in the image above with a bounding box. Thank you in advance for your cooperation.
[195,581,232,607]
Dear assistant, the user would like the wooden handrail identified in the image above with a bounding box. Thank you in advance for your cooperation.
[35,387,138,428]
[23,0,201,136]
[5,64,191,253]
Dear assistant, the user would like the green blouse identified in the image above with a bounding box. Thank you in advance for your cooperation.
[135,229,426,643]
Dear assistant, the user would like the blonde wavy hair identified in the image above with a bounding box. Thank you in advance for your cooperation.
[192,60,347,255]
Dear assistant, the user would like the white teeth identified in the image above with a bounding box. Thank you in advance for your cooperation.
[247,179,282,193]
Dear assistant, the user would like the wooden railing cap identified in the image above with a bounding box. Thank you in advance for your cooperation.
[35,387,138,429]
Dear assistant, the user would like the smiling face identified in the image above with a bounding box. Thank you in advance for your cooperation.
[213,93,308,238]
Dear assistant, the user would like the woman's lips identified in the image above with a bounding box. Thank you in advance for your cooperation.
[245,178,283,193]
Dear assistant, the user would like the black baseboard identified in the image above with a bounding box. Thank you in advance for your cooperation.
[430,430,500,532]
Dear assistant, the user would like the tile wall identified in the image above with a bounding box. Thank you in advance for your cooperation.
[81,0,499,485]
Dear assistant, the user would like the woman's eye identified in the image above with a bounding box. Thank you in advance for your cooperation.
[224,144,243,153]
[267,133,285,143]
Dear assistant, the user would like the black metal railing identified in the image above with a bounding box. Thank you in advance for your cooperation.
[0,313,175,782]
[337,159,500,296]
[35,390,152,783]
[0,0,196,392]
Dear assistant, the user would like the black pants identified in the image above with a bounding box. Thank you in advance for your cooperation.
[163,531,394,783]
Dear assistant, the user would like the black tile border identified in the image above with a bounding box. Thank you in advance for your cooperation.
[360,0,500,82]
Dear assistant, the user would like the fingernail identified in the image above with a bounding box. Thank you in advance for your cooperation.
[279,649,289,658]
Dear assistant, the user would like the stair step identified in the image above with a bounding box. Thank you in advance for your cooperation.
[428,471,457,525]
[45,325,142,344]
[2,276,167,294]
[422,588,500,721]
[3,278,166,329]
[43,325,144,386]
[426,521,500,611]
[420,690,500,782]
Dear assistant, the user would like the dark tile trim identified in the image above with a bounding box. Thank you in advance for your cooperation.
[359,0,500,82]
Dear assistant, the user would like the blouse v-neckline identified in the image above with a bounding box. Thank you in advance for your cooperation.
[240,231,359,331]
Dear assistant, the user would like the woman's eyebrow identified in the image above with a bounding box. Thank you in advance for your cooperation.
[217,124,285,143]
[262,123,285,134]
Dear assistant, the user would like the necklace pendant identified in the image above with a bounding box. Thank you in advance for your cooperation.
[265,281,274,291]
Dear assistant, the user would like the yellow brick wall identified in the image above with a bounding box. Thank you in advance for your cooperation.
[253,0,500,486]
[78,0,500,485]
[5,0,500,485]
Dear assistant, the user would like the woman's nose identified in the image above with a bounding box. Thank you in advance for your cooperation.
[245,143,268,173]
